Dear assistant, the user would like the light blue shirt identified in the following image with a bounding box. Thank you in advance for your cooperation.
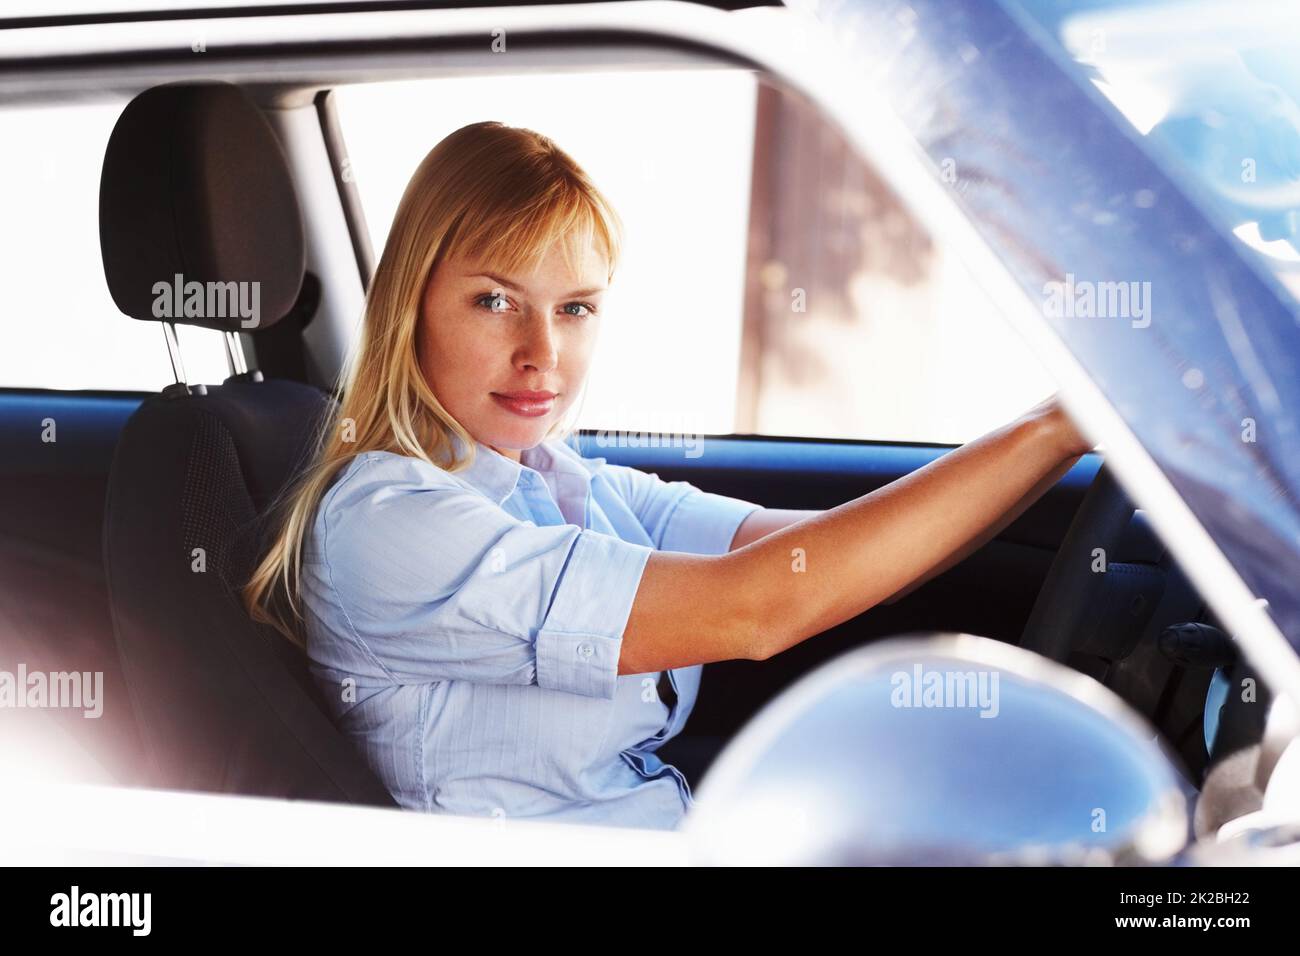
[300,434,761,830]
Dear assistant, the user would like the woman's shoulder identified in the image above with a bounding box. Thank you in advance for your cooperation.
[317,450,470,518]
[333,448,452,483]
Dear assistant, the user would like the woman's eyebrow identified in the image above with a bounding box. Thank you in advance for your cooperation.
[470,272,606,298]
[470,271,523,292]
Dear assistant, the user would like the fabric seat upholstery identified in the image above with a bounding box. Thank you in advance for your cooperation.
[99,82,396,806]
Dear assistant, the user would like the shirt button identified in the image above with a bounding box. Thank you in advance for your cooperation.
[577,642,595,660]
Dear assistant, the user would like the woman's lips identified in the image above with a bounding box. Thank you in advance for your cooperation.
[491,391,556,418]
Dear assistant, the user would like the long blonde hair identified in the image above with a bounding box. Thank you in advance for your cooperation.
[242,121,623,647]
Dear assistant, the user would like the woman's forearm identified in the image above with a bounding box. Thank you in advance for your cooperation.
[879,451,1083,604]
[619,404,1082,674]
[733,412,1076,658]
[727,452,1084,603]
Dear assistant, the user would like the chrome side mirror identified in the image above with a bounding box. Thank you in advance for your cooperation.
[686,633,1190,865]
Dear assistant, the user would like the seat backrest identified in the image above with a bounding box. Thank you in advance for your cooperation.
[99,83,396,807]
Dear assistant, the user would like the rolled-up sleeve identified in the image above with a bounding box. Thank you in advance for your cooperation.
[601,463,762,556]
[534,529,649,698]
[315,456,652,699]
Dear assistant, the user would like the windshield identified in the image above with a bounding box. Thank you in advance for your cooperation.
[1006,0,1300,303]
[800,0,1300,688]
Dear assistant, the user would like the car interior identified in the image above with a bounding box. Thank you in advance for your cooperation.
[0,32,1278,839]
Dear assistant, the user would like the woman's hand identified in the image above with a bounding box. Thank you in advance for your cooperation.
[1019,394,1093,461]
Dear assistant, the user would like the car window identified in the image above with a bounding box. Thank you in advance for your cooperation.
[0,98,232,392]
[334,71,1056,445]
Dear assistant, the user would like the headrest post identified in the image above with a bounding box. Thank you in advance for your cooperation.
[224,331,249,377]
[162,321,188,386]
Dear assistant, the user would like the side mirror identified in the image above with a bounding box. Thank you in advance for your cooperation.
[685,633,1190,865]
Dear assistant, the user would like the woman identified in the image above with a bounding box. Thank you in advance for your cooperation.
[244,121,1091,829]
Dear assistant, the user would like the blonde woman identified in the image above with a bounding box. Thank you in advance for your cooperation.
[244,121,1091,829]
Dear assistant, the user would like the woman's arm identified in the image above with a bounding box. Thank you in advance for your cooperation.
[616,397,1089,674]
[727,508,818,551]
[877,451,1081,604]
[724,450,1082,602]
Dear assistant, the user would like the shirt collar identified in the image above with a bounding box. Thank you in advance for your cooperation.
[451,432,606,507]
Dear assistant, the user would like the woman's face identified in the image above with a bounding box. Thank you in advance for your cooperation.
[418,242,608,462]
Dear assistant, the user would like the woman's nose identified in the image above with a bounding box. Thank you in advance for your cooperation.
[514,312,559,373]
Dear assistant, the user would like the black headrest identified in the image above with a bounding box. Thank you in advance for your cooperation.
[99,83,305,333]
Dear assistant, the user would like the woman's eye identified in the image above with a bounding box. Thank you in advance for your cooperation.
[476,292,510,313]
[562,302,595,318]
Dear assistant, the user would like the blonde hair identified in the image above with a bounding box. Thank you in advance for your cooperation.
[242,121,623,647]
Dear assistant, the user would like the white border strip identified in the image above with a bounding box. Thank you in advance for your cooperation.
[0,781,688,865]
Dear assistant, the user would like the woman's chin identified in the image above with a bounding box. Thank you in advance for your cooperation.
[482,420,552,454]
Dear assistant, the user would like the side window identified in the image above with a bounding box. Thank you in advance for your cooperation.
[737,82,1058,444]
[334,71,1054,445]
[0,99,231,392]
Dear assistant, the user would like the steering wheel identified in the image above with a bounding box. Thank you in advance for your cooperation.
[1019,464,1136,663]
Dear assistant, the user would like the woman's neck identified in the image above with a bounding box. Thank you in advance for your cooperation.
[486,443,521,463]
